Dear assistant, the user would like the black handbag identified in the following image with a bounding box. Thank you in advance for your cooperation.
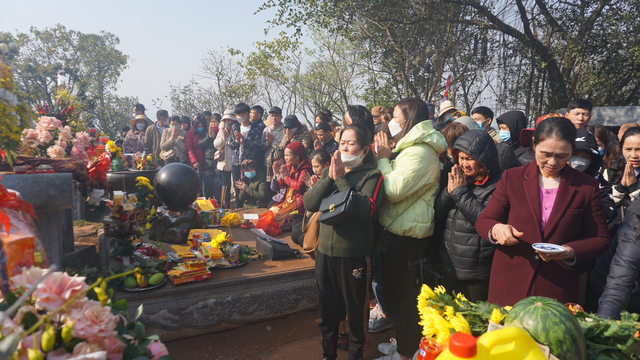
[255,236,301,260]
[318,187,356,225]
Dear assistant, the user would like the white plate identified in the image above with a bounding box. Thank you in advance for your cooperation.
[532,243,566,254]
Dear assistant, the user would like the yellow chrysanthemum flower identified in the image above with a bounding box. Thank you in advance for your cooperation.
[504,306,512,312]
[434,285,446,295]
[490,308,506,324]
[450,313,471,334]
[443,306,455,321]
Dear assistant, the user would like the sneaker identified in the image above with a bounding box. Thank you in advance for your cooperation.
[374,350,403,360]
[378,338,397,355]
[369,312,394,333]
[337,333,348,351]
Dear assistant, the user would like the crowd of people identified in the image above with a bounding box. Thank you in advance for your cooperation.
[119,98,640,360]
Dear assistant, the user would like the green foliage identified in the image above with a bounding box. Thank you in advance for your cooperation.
[576,311,640,360]
[6,24,133,137]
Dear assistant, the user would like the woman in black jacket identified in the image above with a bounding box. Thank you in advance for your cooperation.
[592,198,640,319]
[435,130,501,302]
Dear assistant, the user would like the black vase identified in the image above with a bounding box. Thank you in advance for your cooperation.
[153,163,201,211]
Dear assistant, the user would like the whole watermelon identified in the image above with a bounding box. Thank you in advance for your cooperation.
[504,296,586,360]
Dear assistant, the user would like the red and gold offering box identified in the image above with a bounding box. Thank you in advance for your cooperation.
[1,231,34,278]
[169,271,212,285]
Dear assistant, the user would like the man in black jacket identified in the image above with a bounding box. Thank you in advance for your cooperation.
[313,122,339,155]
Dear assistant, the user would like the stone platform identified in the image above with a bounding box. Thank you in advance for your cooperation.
[116,221,318,342]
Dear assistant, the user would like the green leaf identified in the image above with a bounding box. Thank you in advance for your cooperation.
[3,292,17,306]
[135,322,146,339]
[156,356,177,360]
[135,304,144,321]
[20,311,39,330]
[146,334,160,341]
[112,299,129,311]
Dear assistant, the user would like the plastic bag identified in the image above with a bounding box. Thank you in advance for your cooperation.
[0,185,49,294]
[255,210,282,236]
[87,189,105,206]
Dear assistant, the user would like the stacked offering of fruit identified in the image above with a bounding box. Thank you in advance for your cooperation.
[135,154,160,170]
[124,271,165,288]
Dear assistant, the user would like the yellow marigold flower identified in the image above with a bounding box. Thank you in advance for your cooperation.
[145,223,152,230]
[450,312,471,334]
[490,308,506,324]
[434,285,446,295]
[150,208,156,216]
[504,306,512,312]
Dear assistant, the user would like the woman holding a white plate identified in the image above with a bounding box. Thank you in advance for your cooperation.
[476,117,610,307]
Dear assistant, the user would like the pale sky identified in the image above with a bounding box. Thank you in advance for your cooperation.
[5,0,295,121]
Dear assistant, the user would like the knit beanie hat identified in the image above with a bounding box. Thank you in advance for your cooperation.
[286,141,306,159]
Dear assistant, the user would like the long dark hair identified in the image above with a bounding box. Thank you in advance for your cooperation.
[608,127,640,185]
[395,97,430,140]
[316,110,332,123]
[341,125,374,165]
[193,114,207,138]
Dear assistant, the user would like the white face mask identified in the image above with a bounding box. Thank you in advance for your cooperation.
[388,119,405,137]
[170,125,178,130]
[341,149,365,169]
[569,156,591,172]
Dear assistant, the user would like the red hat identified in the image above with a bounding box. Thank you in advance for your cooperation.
[286,141,306,159]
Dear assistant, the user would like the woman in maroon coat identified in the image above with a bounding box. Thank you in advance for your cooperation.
[475,117,610,306]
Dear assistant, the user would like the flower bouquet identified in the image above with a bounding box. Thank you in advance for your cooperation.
[0,266,175,360]
[20,116,91,162]
[106,141,124,171]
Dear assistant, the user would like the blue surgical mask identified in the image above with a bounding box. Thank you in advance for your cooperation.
[196,128,204,133]
[136,123,146,130]
[244,171,256,179]
[598,148,605,156]
[499,130,511,142]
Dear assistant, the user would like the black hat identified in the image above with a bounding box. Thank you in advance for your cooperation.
[268,106,282,115]
[575,127,602,177]
[283,115,301,129]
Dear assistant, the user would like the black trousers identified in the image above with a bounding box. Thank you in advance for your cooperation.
[380,233,428,358]
[291,215,305,247]
[316,250,371,360]
[218,170,232,209]
[442,275,490,303]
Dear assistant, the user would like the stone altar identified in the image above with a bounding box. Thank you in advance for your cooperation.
[116,222,318,341]
[0,173,74,267]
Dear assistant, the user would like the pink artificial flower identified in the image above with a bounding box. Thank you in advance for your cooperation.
[59,126,74,142]
[18,330,42,359]
[38,116,62,131]
[69,300,118,342]
[47,348,72,360]
[75,131,91,148]
[71,341,106,359]
[0,317,21,337]
[12,305,40,327]
[20,129,39,148]
[55,140,67,148]
[103,334,125,360]
[71,143,88,160]
[47,144,66,160]
[148,340,169,360]
[10,266,49,291]
[33,271,88,311]
[36,127,54,145]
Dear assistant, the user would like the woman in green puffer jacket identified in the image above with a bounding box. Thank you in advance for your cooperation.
[373,97,447,360]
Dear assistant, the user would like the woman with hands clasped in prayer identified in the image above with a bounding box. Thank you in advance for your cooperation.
[475,117,610,307]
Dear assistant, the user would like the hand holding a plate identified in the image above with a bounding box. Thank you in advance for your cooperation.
[536,245,575,262]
